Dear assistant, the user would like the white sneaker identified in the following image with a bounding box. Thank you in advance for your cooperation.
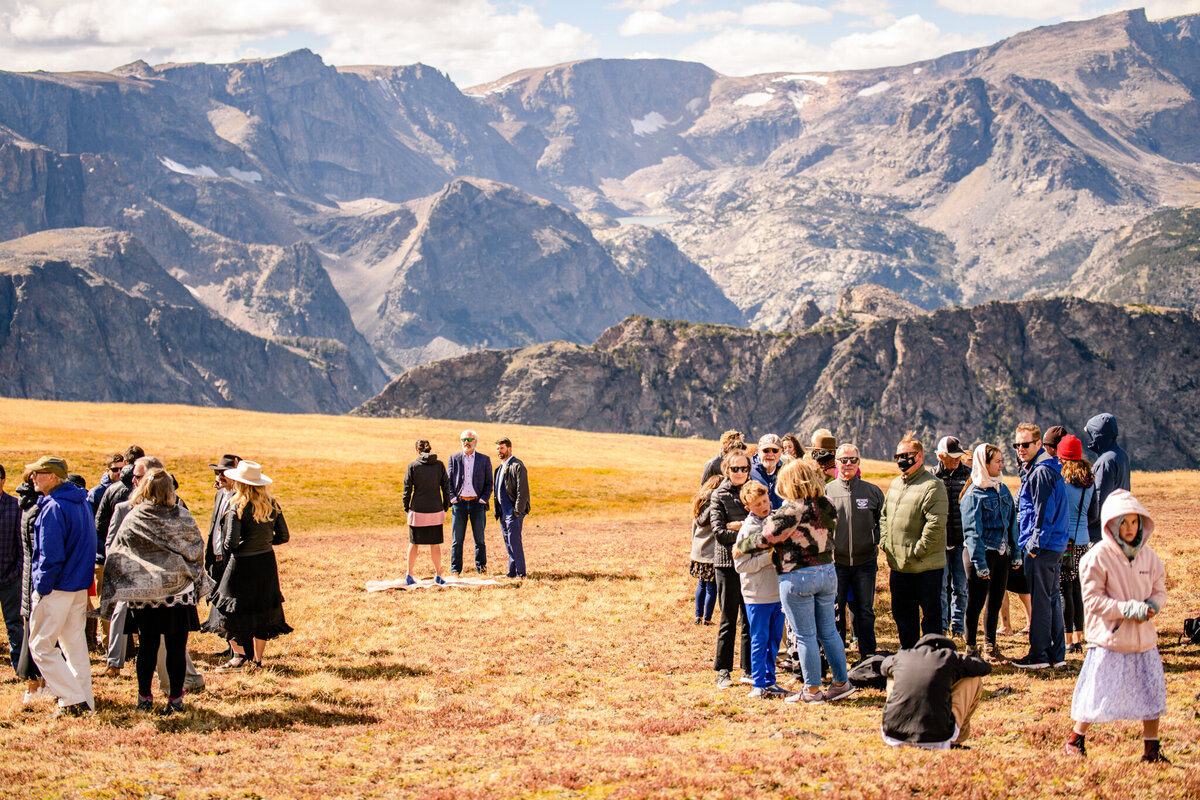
[739,675,755,685]
[747,686,765,698]
[22,687,45,707]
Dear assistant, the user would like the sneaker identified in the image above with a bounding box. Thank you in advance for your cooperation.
[1052,659,1069,669]
[761,685,789,699]
[184,675,206,694]
[715,670,733,689]
[405,575,417,586]
[165,697,185,714]
[136,697,154,712]
[51,702,91,719]
[965,645,982,659]
[21,687,45,707]
[785,688,826,704]
[477,566,487,574]
[824,681,856,702]
[983,642,1006,663]
[747,686,765,698]
[739,675,755,685]
[1010,655,1050,670]
[434,575,446,585]
[694,618,702,625]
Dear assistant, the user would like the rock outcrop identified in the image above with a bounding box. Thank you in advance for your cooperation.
[356,298,1200,470]
[0,230,371,411]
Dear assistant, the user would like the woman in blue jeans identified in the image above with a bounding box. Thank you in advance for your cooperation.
[751,460,854,704]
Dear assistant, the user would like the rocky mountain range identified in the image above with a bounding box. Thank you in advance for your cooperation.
[355,295,1199,470]
[1,9,1199,415]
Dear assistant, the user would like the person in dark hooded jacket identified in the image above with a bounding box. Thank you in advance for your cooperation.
[1084,413,1130,511]
[881,633,991,749]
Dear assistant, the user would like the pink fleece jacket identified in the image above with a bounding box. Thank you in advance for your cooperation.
[1079,490,1167,654]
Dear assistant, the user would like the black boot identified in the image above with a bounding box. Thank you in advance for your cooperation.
[1142,739,1169,764]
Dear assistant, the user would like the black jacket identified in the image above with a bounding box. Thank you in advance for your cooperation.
[934,462,971,548]
[881,634,991,744]
[404,453,451,515]
[221,502,289,556]
[94,465,134,562]
[701,453,723,485]
[493,456,531,518]
[708,478,748,570]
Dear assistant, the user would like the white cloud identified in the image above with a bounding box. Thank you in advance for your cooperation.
[677,14,984,76]
[832,0,896,27]
[0,0,597,86]
[619,9,738,36]
[740,3,833,26]
[936,0,1085,19]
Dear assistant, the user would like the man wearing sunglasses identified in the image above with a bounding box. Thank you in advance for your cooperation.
[749,434,784,510]
[448,430,493,575]
[826,444,884,658]
[86,453,125,516]
[880,433,948,650]
[1011,423,1069,670]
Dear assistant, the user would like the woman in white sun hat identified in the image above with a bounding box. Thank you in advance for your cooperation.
[204,460,292,670]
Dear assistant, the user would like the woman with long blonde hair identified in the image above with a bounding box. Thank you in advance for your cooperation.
[204,460,292,670]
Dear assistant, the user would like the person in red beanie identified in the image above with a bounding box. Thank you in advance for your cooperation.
[1057,434,1100,655]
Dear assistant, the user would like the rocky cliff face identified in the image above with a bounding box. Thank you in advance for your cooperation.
[356,298,1200,470]
[0,229,372,411]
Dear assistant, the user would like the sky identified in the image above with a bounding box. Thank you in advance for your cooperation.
[2,0,1199,88]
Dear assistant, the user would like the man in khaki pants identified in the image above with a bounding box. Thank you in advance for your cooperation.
[26,456,98,717]
[881,633,991,749]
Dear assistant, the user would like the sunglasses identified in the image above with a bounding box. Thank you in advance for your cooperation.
[893,452,917,461]
[1012,441,1037,450]
[728,466,751,473]
[461,438,475,443]
[837,457,859,464]
[108,466,122,473]
[760,448,781,454]
[132,472,146,481]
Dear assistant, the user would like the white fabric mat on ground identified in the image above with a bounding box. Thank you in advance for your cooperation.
[366,576,501,592]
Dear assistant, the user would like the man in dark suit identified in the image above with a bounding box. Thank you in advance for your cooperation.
[205,454,239,658]
[493,437,530,579]
[447,430,493,575]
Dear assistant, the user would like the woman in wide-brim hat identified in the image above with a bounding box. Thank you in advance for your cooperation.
[202,460,293,670]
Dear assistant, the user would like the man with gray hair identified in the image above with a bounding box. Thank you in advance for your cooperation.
[447,429,494,575]
[825,443,884,657]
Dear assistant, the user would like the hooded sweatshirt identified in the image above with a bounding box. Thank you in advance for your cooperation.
[733,514,781,603]
[1016,449,1068,554]
[32,480,98,595]
[1079,490,1166,654]
[1085,413,1131,510]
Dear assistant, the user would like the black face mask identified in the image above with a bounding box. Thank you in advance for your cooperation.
[895,454,918,472]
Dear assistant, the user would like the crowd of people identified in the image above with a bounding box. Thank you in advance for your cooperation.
[690,415,1171,762]
[0,448,293,717]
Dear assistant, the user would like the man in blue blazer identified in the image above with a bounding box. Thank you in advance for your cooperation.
[447,429,493,575]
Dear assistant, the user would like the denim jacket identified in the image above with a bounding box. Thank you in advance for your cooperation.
[960,484,1021,575]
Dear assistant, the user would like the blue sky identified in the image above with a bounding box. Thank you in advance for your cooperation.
[2,0,1198,87]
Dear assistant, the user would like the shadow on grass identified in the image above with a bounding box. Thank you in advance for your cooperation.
[102,703,379,733]
[265,661,432,681]
[533,570,641,582]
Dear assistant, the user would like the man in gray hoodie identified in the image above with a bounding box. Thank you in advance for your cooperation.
[825,443,884,658]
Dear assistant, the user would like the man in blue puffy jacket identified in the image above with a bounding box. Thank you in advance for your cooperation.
[1011,424,1069,671]
[27,456,97,716]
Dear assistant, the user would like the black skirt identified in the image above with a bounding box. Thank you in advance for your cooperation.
[409,524,444,545]
[129,604,200,637]
[202,550,293,641]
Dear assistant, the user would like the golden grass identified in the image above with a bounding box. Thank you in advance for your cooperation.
[0,398,1196,799]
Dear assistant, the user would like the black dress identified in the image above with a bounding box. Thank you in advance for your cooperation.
[403,453,451,545]
[203,503,293,641]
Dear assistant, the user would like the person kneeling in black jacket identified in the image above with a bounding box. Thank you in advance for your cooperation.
[881,633,991,749]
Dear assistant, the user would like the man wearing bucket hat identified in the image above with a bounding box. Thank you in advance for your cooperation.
[25,456,98,716]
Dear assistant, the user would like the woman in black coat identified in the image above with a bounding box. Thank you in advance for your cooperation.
[403,439,451,585]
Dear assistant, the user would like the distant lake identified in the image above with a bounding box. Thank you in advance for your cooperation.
[616,215,678,227]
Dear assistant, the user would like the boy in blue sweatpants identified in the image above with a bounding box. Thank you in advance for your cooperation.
[734,482,787,698]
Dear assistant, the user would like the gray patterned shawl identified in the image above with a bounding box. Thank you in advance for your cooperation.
[100,502,214,617]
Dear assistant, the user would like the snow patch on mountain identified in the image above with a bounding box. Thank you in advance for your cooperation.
[160,156,219,178]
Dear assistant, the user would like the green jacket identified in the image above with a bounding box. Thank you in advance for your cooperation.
[880,466,948,573]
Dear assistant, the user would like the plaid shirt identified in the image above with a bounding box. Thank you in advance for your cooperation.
[0,491,20,585]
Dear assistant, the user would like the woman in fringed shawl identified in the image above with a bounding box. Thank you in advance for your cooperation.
[102,469,211,714]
